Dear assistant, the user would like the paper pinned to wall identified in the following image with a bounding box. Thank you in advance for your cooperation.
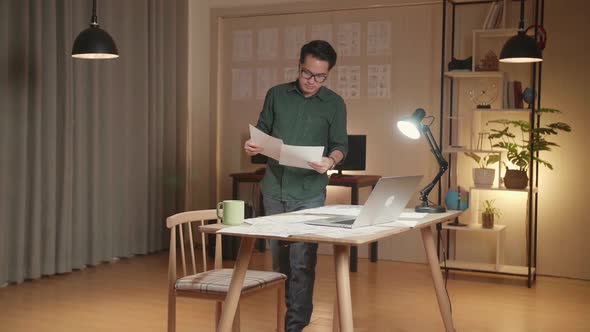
[311,24,333,44]
[337,23,361,56]
[249,124,283,161]
[368,64,391,98]
[232,68,253,100]
[279,145,324,170]
[284,67,299,82]
[284,26,306,59]
[257,28,279,60]
[256,67,279,99]
[232,30,253,61]
[367,21,391,55]
[336,65,361,99]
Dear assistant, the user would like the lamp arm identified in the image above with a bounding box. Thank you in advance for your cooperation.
[418,125,449,205]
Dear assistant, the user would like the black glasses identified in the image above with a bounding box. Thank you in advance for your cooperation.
[300,68,328,83]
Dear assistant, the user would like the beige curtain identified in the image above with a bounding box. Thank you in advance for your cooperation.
[0,0,188,284]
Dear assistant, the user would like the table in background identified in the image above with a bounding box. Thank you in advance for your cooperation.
[230,171,381,272]
[200,209,461,332]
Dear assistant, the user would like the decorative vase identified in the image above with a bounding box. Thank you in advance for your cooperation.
[503,169,528,189]
[473,168,495,187]
[481,213,494,229]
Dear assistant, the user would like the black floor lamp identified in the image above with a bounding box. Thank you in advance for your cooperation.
[397,108,448,213]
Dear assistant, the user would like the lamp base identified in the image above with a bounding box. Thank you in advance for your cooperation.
[415,204,447,213]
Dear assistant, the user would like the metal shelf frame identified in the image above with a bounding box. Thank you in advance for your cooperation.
[436,0,544,288]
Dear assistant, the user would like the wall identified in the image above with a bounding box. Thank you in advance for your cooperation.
[188,0,590,279]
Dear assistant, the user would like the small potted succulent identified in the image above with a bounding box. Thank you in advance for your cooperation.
[464,152,500,187]
[487,108,572,189]
[481,199,501,229]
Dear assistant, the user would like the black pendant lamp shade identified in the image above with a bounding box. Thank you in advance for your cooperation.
[72,0,119,59]
[499,0,542,63]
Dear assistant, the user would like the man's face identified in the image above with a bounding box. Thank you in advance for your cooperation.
[298,55,330,97]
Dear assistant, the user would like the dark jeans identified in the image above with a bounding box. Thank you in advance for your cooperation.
[263,193,326,332]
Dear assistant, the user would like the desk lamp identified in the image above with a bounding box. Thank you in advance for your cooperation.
[397,108,448,213]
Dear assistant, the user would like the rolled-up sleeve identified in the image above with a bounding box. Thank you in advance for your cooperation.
[328,99,348,158]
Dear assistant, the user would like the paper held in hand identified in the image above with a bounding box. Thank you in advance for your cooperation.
[249,124,324,170]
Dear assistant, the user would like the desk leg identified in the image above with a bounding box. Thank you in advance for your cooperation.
[349,247,357,273]
[334,245,354,332]
[217,237,255,332]
[370,242,378,262]
[420,226,455,332]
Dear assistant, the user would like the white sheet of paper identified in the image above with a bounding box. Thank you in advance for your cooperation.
[249,124,283,161]
[279,145,324,170]
[311,24,333,44]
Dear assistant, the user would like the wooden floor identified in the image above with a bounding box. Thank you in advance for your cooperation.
[1,251,589,332]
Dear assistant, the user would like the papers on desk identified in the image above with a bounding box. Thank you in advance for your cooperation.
[249,124,324,169]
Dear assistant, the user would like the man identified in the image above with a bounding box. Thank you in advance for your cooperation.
[244,40,348,332]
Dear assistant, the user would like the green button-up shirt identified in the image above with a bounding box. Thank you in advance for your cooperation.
[256,81,348,201]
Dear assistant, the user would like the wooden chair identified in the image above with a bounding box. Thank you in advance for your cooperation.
[167,209,286,332]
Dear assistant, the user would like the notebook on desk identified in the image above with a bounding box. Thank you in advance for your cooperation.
[304,175,423,229]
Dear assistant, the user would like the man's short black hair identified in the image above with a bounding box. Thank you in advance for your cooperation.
[299,40,337,70]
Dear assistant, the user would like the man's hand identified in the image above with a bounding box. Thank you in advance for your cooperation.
[308,157,335,174]
[244,139,264,156]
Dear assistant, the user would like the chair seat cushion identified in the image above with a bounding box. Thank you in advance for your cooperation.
[175,269,286,294]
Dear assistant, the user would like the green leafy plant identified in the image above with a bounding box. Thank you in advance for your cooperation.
[482,199,501,218]
[487,108,572,171]
[464,152,500,168]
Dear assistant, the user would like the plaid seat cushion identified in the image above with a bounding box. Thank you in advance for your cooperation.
[175,269,286,294]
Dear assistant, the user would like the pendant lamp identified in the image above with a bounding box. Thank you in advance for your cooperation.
[72,0,119,59]
[499,0,542,63]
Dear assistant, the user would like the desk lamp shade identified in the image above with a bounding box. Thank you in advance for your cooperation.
[499,0,542,63]
[72,0,119,59]
[397,108,425,139]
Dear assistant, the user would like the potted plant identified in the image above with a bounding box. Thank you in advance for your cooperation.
[481,199,501,229]
[464,152,500,187]
[487,108,572,189]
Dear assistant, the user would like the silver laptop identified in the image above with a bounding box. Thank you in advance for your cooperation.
[304,175,423,229]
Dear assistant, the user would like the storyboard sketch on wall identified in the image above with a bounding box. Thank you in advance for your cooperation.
[257,28,279,60]
[284,67,299,82]
[284,26,306,60]
[311,24,333,45]
[337,23,361,57]
[233,30,253,62]
[336,65,361,99]
[232,68,253,100]
[367,21,391,56]
[368,64,391,98]
[257,67,279,99]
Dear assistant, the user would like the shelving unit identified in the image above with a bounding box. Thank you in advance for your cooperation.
[437,0,544,287]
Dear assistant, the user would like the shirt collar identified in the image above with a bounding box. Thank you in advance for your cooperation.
[288,81,328,101]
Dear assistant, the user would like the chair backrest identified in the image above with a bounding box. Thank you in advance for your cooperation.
[166,209,223,282]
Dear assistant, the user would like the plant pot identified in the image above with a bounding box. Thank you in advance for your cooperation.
[504,169,528,189]
[481,213,494,229]
[473,168,495,187]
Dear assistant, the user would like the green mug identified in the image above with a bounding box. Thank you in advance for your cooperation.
[216,200,245,226]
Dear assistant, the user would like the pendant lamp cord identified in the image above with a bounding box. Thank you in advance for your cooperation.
[91,0,98,26]
[518,0,524,31]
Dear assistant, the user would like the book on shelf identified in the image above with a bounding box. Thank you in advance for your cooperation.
[483,1,504,30]
[503,81,524,109]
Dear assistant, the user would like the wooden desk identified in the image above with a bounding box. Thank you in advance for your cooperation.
[200,209,461,332]
[230,171,381,272]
